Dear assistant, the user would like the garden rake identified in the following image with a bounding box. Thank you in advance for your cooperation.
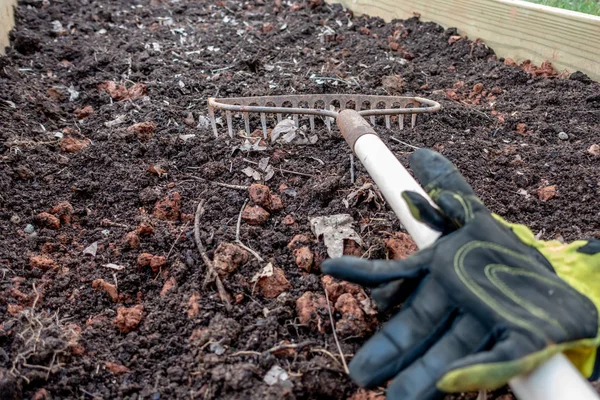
[207,94,441,138]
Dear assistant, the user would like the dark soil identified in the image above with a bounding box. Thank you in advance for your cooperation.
[1,0,599,399]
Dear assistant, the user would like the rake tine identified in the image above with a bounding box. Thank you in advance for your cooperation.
[385,115,391,130]
[309,115,315,132]
[277,114,282,123]
[293,113,299,128]
[226,110,233,138]
[399,114,404,130]
[261,113,267,138]
[326,116,331,132]
[208,106,218,137]
[243,112,250,135]
[411,113,417,128]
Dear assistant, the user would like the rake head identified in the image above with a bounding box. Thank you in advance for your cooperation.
[207,94,441,138]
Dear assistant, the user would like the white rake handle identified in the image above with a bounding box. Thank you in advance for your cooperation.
[338,109,599,400]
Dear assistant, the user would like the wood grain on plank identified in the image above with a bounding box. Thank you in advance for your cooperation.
[1,0,17,55]
[329,0,600,81]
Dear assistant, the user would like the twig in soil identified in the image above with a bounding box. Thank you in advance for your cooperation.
[235,199,264,263]
[230,350,261,357]
[266,340,317,354]
[243,159,315,178]
[183,175,249,190]
[166,222,190,260]
[389,136,420,150]
[323,283,350,374]
[194,200,231,311]
[309,348,345,369]
[350,153,355,184]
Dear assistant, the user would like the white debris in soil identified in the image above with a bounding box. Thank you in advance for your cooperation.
[210,342,226,355]
[83,242,98,257]
[310,214,362,258]
[104,115,127,128]
[263,365,289,386]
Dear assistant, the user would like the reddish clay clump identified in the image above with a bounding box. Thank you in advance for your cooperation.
[105,361,130,375]
[50,201,74,224]
[385,232,418,260]
[114,305,144,333]
[92,279,118,302]
[294,247,314,272]
[127,121,156,141]
[256,267,292,298]
[60,136,90,153]
[36,212,60,229]
[241,205,270,225]
[30,255,57,270]
[213,243,249,277]
[335,293,370,338]
[295,291,332,333]
[123,231,140,249]
[153,192,181,221]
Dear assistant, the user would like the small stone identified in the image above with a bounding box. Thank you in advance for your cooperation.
[30,255,57,270]
[92,279,118,302]
[256,267,291,298]
[123,231,140,249]
[183,112,195,127]
[10,215,20,224]
[36,212,60,229]
[105,361,130,375]
[241,205,270,226]
[248,184,272,209]
[114,305,144,333]
[282,214,295,225]
[213,243,249,277]
[24,224,35,234]
[558,132,569,140]
[153,192,181,221]
[343,239,362,257]
[294,247,313,272]
[160,277,177,297]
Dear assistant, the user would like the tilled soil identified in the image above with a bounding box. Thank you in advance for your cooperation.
[1,0,599,399]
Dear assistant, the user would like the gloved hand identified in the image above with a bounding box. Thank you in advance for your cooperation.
[322,149,600,400]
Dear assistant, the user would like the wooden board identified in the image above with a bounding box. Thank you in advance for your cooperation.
[1,0,17,55]
[329,0,600,81]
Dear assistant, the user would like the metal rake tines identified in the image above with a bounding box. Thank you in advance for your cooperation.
[207,94,441,138]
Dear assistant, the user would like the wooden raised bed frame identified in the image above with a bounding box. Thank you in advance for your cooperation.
[329,0,600,81]
[1,0,16,54]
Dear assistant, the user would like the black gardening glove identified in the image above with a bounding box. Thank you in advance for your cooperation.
[322,149,600,400]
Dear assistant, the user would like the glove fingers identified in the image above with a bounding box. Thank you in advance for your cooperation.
[386,314,489,400]
[370,278,421,312]
[348,278,456,388]
[409,149,476,196]
[402,191,447,233]
[321,250,433,287]
[438,330,539,392]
